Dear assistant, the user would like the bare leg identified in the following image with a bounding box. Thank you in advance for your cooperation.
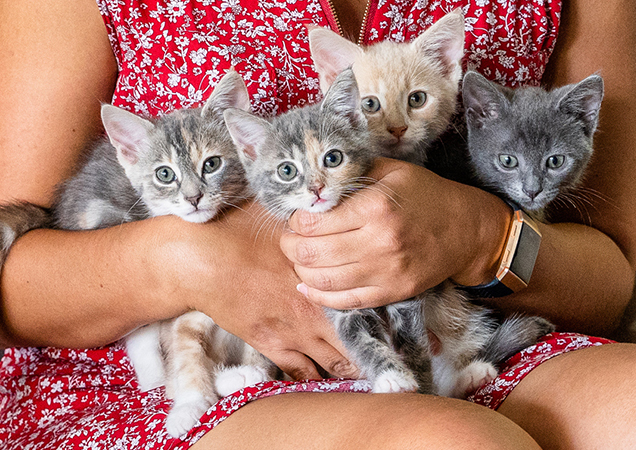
[191,393,540,449]
[498,343,636,450]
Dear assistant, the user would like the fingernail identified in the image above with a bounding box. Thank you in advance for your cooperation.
[296,283,309,297]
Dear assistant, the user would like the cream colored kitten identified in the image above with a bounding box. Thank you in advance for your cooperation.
[309,9,464,165]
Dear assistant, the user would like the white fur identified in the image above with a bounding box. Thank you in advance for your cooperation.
[372,369,418,393]
[124,323,166,392]
[455,360,498,398]
[165,389,212,438]
[214,365,271,397]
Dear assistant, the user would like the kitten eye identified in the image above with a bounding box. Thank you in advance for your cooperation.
[155,166,176,184]
[277,162,298,182]
[323,150,343,168]
[203,156,222,174]
[546,155,565,169]
[361,96,381,113]
[498,155,519,169]
[408,91,427,108]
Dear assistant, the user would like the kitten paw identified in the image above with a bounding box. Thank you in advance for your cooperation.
[455,361,498,398]
[215,365,271,397]
[372,369,418,393]
[165,393,214,438]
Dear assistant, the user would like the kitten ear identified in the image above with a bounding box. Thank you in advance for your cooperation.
[308,26,363,93]
[412,9,465,83]
[320,68,365,128]
[462,71,507,129]
[557,74,604,138]
[223,108,272,165]
[101,104,155,168]
[202,69,251,118]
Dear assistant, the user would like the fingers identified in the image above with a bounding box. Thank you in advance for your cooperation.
[297,282,397,310]
[288,203,364,237]
[267,350,322,381]
[261,338,359,381]
[280,228,365,268]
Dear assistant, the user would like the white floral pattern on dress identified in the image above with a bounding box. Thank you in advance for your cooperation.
[98,0,560,118]
[1,0,568,448]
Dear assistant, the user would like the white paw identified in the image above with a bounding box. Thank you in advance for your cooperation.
[455,361,498,398]
[165,393,212,438]
[215,365,271,397]
[372,369,418,393]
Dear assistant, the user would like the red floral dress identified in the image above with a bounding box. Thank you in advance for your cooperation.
[1,0,614,448]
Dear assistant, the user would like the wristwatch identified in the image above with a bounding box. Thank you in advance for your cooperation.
[460,205,542,298]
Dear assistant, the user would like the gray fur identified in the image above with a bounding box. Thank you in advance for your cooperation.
[227,70,422,392]
[463,70,604,219]
[0,70,270,436]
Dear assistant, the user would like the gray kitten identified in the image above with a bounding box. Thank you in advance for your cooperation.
[0,71,276,437]
[224,70,426,393]
[462,70,604,221]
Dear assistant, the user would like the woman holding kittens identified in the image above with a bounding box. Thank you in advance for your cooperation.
[0,0,635,449]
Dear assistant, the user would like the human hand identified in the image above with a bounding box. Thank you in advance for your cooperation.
[279,157,511,310]
[171,202,359,381]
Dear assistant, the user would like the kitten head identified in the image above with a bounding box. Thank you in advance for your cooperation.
[101,69,250,223]
[309,9,464,163]
[463,70,604,213]
[224,69,376,219]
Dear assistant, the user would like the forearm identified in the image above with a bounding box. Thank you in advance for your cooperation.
[0,218,189,348]
[450,181,632,336]
[484,221,633,336]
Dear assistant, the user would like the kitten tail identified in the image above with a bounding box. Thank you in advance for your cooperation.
[478,314,556,366]
[0,202,52,267]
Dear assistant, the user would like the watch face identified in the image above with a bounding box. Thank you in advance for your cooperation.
[509,222,542,285]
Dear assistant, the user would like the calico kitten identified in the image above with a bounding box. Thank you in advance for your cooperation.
[308,8,465,165]
[462,70,604,222]
[224,69,426,393]
[0,71,275,437]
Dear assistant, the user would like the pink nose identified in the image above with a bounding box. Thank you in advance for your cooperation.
[388,126,408,138]
[310,183,324,197]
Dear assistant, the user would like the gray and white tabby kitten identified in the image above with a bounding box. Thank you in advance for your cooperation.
[0,71,276,437]
[462,70,605,222]
[224,70,427,393]
[308,12,554,398]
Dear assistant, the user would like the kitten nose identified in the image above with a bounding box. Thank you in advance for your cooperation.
[387,126,408,139]
[523,187,542,200]
[185,193,203,207]
[310,183,325,197]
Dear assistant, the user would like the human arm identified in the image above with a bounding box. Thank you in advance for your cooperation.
[0,0,356,380]
[280,0,636,337]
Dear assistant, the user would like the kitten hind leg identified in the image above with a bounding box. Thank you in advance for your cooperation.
[327,307,418,393]
[124,322,166,392]
[214,340,276,397]
[385,299,433,394]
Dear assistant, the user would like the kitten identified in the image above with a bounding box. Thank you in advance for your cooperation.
[0,70,275,437]
[223,69,426,393]
[309,11,555,398]
[462,70,604,222]
[308,8,465,165]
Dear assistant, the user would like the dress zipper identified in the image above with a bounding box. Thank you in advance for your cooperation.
[324,0,344,37]
[357,0,371,45]
[323,0,370,44]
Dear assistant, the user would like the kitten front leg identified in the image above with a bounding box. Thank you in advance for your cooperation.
[327,307,418,393]
[162,311,219,438]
